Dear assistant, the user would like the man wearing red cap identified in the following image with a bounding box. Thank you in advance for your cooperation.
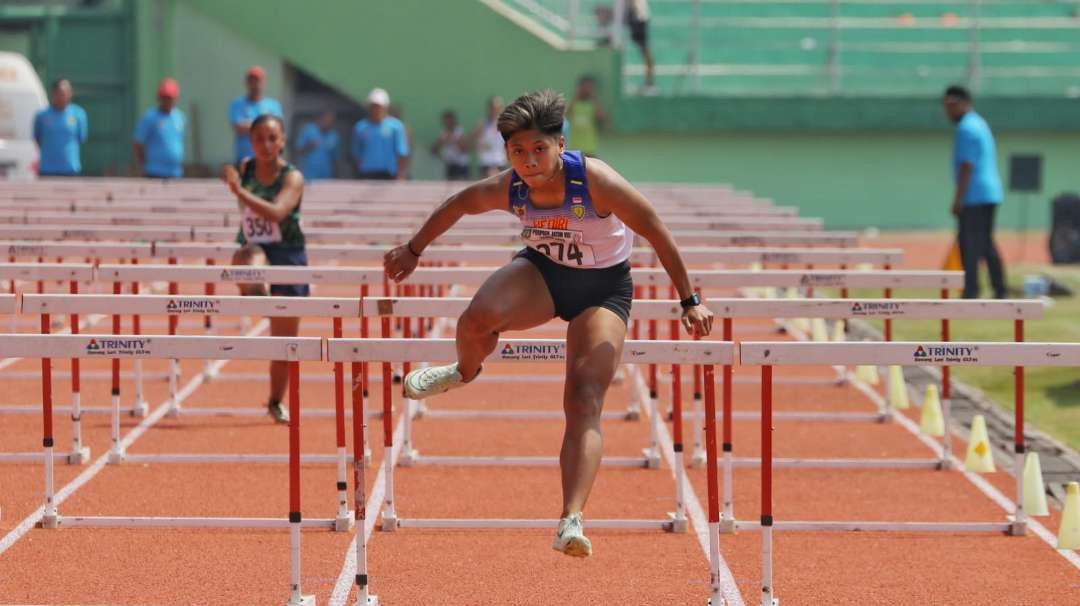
[229,65,283,162]
[133,78,186,179]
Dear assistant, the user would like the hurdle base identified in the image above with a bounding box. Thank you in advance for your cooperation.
[285,594,314,606]
[335,515,355,533]
[130,401,149,418]
[411,400,428,419]
[689,448,707,468]
[718,518,737,535]
[397,447,420,467]
[642,447,661,469]
[360,596,379,606]
[1008,519,1027,536]
[66,446,91,465]
[623,403,641,421]
[667,512,688,534]
[40,513,59,529]
[381,514,398,532]
[107,448,125,465]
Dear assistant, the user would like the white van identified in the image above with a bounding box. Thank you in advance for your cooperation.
[0,51,48,180]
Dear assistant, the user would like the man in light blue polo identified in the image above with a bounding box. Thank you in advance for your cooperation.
[229,65,283,162]
[943,85,1006,299]
[133,78,185,179]
[32,78,88,176]
[350,88,410,180]
[296,111,339,180]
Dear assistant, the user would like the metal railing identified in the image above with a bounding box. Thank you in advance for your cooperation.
[492,0,1080,96]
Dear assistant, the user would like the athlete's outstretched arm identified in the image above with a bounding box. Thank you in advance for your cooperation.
[222,162,303,223]
[588,159,714,336]
[384,171,508,282]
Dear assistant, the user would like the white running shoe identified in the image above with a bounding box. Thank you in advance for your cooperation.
[552,513,592,557]
[403,362,468,399]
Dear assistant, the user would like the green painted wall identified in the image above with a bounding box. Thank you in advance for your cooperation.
[178,0,615,179]
[171,2,285,168]
[599,131,1080,229]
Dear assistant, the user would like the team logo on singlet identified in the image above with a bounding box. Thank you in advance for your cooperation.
[513,204,525,218]
[572,206,585,220]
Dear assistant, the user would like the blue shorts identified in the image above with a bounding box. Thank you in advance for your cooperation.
[258,244,310,297]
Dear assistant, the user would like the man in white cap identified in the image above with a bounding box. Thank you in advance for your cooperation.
[350,87,410,180]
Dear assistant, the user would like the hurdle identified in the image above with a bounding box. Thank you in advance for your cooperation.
[361,296,717,472]
[9,333,324,606]
[693,297,1045,535]
[327,336,733,537]
[0,207,827,233]
[0,223,859,248]
[735,341,1080,606]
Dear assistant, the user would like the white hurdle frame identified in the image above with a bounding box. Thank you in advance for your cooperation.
[3,334,323,606]
[326,337,733,542]
[699,298,1044,536]
[737,341,1080,606]
[22,293,364,531]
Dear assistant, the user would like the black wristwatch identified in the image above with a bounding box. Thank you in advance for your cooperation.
[679,292,701,309]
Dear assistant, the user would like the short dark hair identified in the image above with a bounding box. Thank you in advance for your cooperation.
[944,85,971,102]
[51,78,70,91]
[441,109,457,121]
[497,90,565,142]
[250,113,285,133]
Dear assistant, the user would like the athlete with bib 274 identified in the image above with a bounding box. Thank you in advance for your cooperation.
[222,113,308,425]
[383,90,714,558]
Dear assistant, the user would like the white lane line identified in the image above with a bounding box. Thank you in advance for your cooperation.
[327,413,406,606]
[848,377,1080,570]
[640,365,746,606]
[0,319,269,556]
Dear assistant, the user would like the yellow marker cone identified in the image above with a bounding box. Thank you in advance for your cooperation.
[763,287,778,299]
[919,384,945,436]
[831,320,845,342]
[887,365,910,410]
[1022,453,1049,517]
[1058,482,1080,550]
[749,262,764,297]
[855,262,874,271]
[964,415,995,473]
[811,318,829,342]
[855,364,879,385]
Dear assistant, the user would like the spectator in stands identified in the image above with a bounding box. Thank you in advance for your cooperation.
[229,65,283,163]
[350,88,410,180]
[942,85,1006,299]
[567,75,607,157]
[466,95,508,177]
[221,114,308,424]
[33,78,88,176]
[627,0,656,95]
[295,111,339,180]
[133,78,185,179]
[431,109,470,180]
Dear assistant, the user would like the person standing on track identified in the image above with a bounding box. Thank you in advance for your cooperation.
[221,114,308,424]
[383,90,713,557]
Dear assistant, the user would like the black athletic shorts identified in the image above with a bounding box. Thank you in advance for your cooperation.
[516,247,633,324]
[628,18,648,46]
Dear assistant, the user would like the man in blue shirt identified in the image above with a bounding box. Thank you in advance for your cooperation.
[229,65,283,162]
[295,111,339,180]
[351,88,410,180]
[33,78,88,176]
[133,78,185,179]
[943,85,1006,299]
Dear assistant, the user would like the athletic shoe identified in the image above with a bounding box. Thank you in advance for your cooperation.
[268,400,290,424]
[552,512,592,557]
[403,362,472,399]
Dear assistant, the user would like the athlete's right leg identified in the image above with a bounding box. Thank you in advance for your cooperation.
[231,244,269,296]
[456,256,555,380]
[404,257,554,399]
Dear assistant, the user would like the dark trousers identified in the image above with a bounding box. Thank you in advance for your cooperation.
[957,203,1006,299]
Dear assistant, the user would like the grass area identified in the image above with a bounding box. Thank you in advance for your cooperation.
[832,264,1080,453]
